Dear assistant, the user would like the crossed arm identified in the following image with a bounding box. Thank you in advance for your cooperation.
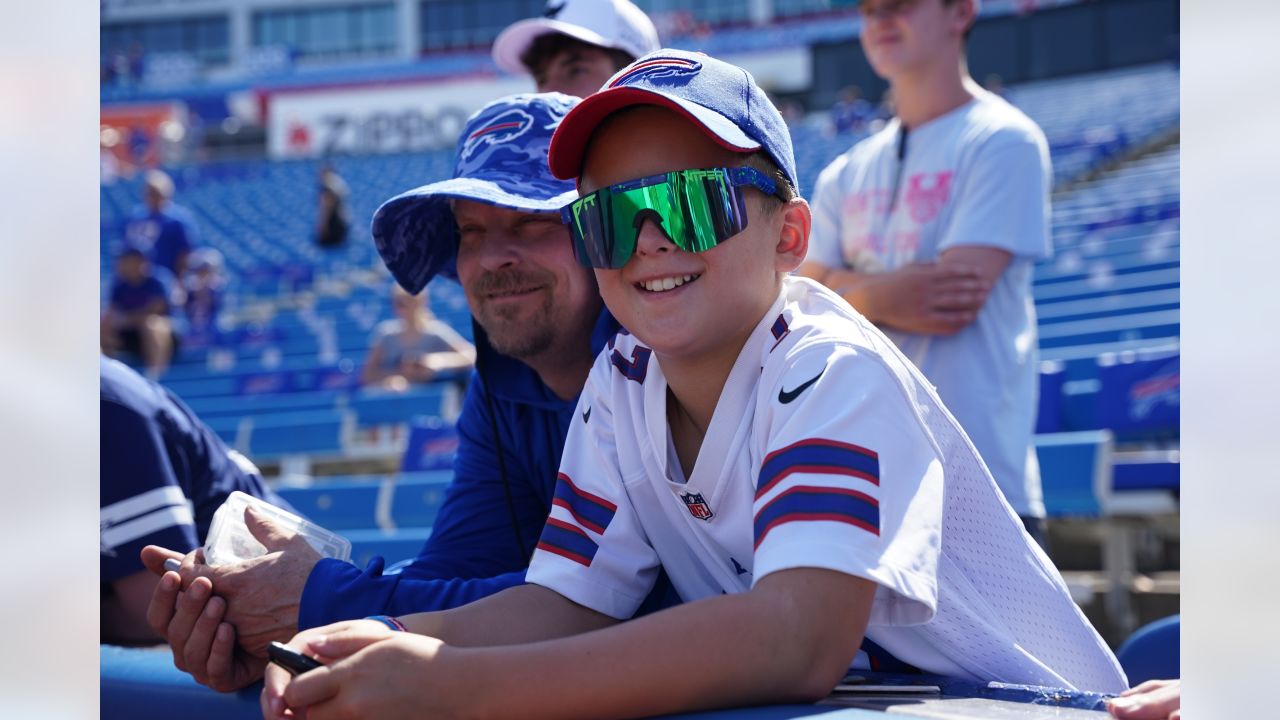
[799,246,1011,336]
[262,568,876,720]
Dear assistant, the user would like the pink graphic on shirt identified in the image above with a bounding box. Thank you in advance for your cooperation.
[904,172,953,224]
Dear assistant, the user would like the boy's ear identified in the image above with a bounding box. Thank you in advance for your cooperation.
[773,197,810,274]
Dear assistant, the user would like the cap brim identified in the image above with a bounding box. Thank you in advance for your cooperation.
[372,176,577,292]
[492,18,619,77]
[548,86,762,180]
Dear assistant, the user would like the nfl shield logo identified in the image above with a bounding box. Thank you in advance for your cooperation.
[681,492,714,521]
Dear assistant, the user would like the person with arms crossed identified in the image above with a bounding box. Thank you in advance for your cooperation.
[492,0,659,98]
[799,0,1053,541]
[142,92,674,693]
[261,50,1124,720]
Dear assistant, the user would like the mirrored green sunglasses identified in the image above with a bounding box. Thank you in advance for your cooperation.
[560,166,779,270]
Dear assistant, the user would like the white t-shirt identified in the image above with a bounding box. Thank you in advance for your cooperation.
[808,90,1052,518]
[526,277,1125,693]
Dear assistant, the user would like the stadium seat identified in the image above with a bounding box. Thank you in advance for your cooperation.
[1036,430,1114,519]
[1115,614,1180,686]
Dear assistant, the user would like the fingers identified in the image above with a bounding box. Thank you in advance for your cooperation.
[206,621,239,692]
[305,623,392,662]
[283,666,339,715]
[929,290,987,312]
[176,548,210,591]
[245,505,300,551]
[167,576,213,672]
[182,594,226,684]
[1119,679,1175,697]
[262,662,297,720]
[140,545,184,576]
[145,571,181,639]
[1107,680,1180,719]
[921,310,977,335]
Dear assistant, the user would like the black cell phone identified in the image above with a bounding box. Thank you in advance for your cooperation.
[268,641,323,676]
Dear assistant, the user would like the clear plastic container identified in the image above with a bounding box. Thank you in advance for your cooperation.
[203,491,351,566]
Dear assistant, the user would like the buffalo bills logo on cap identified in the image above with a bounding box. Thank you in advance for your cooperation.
[459,109,534,169]
[608,56,702,88]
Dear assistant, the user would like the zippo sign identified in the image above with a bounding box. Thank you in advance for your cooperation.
[266,75,531,159]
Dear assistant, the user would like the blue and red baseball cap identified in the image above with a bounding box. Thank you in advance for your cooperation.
[547,49,798,194]
[372,92,580,294]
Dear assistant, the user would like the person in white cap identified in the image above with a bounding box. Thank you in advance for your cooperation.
[492,0,660,98]
[799,0,1055,546]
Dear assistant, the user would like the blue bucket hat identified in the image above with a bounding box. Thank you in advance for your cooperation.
[547,49,798,194]
[372,92,581,294]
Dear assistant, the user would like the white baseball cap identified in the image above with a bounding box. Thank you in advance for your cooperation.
[492,0,660,77]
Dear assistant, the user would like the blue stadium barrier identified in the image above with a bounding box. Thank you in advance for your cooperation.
[345,526,433,568]
[349,386,447,427]
[275,479,384,531]
[247,409,346,458]
[1115,614,1180,686]
[400,419,460,472]
[1113,455,1179,493]
[1096,354,1180,441]
[389,472,454,528]
[101,645,261,720]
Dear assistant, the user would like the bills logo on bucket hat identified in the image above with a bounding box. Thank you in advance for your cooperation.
[547,48,798,195]
[371,92,580,294]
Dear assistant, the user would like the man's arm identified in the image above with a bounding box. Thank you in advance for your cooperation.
[268,569,875,720]
[799,251,1005,336]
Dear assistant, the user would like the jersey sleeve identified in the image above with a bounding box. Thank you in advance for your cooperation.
[100,399,199,583]
[939,126,1051,261]
[525,361,661,620]
[753,342,943,626]
[806,153,851,269]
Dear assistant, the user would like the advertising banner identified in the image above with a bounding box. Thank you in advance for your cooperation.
[266,75,530,159]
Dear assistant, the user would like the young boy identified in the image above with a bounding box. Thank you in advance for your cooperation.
[262,50,1126,720]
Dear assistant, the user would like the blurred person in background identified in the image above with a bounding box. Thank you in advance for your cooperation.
[141,93,675,693]
[182,248,226,347]
[102,245,177,378]
[101,355,289,644]
[315,163,352,249]
[830,84,874,133]
[491,0,659,98]
[361,284,476,392]
[124,169,200,279]
[800,0,1054,545]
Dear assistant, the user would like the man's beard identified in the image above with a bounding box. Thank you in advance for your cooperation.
[470,268,559,361]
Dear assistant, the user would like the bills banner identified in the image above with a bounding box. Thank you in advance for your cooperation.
[266,75,530,159]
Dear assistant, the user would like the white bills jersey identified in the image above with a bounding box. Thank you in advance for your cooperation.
[527,276,1126,693]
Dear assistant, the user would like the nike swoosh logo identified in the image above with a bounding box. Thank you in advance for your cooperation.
[778,366,826,404]
[582,405,591,423]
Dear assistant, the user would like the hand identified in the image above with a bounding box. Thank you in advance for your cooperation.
[859,263,990,335]
[260,619,402,719]
[1107,679,1180,719]
[143,565,268,691]
[140,505,323,690]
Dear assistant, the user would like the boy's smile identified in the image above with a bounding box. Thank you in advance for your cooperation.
[578,106,787,365]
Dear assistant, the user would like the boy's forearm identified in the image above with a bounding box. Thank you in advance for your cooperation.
[467,569,874,720]
[399,582,616,647]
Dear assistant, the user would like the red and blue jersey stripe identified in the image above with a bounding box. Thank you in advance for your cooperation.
[550,472,618,535]
[753,485,880,549]
[537,517,600,567]
[756,438,880,499]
